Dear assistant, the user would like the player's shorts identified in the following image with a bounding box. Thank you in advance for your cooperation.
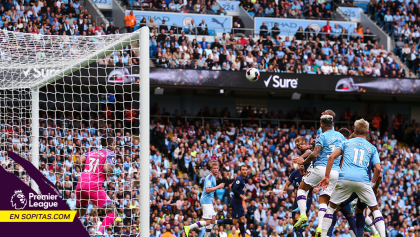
[339,192,358,207]
[338,192,367,214]
[356,199,367,210]
[330,180,377,207]
[76,183,112,208]
[303,166,339,196]
[305,163,314,172]
[202,204,217,219]
[231,200,245,219]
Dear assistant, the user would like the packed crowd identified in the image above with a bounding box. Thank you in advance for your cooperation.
[147,104,420,237]
[0,0,120,35]
[240,0,335,20]
[127,0,225,15]
[151,18,412,78]
[370,0,420,76]
[1,102,420,236]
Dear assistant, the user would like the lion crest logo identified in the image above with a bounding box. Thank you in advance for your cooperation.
[11,190,27,210]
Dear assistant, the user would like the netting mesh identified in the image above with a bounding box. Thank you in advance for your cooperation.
[0,89,32,182]
[0,29,138,89]
[0,29,146,236]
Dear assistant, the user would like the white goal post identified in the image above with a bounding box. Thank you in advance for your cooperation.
[0,27,150,236]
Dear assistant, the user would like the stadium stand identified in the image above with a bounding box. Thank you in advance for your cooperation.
[0,0,110,36]
[369,0,420,77]
[1,0,420,236]
[1,103,420,236]
[148,20,410,77]
[240,0,335,20]
[0,0,411,77]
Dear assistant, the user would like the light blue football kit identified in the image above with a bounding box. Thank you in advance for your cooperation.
[201,174,217,204]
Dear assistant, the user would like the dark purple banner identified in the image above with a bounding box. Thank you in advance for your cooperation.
[10,65,420,95]
[0,152,88,237]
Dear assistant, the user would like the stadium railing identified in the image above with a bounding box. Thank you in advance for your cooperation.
[152,115,356,131]
[146,25,379,43]
[128,4,227,14]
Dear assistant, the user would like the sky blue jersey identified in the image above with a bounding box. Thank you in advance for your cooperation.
[316,126,335,139]
[201,173,217,204]
[337,137,380,183]
[314,130,345,171]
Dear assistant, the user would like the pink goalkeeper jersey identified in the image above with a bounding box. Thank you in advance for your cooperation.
[79,149,115,189]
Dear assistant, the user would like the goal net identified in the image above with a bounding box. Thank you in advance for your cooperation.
[0,27,150,236]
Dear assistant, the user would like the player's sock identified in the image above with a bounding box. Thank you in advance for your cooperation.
[189,221,207,229]
[297,189,308,215]
[296,228,304,237]
[318,203,328,231]
[365,215,379,235]
[239,222,246,237]
[321,206,335,237]
[204,224,214,237]
[355,213,365,237]
[372,210,386,237]
[98,213,116,234]
[347,215,357,237]
[216,219,233,225]
[327,211,337,237]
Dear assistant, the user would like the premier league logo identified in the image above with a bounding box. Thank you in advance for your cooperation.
[11,190,27,210]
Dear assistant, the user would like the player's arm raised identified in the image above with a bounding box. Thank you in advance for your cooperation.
[298,144,313,151]
[103,162,114,175]
[74,155,87,164]
[206,183,225,193]
[318,148,342,190]
[278,180,291,198]
[301,149,312,159]
[293,145,322,165]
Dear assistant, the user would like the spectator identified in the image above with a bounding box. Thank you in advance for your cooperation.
[271,23,280,38]
[198,19,208,35]
[295,26,304,40]
[304,24,315,39]
[147,18,158,33]
[124,10,136,33]
[320,20,332,40]
[260,22,268,38]
[106,21,116,34]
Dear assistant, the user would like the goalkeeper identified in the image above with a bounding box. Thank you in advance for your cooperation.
[74,137,120,235]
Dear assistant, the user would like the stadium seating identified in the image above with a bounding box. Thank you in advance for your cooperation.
[2,0,420,236]
[2,103,419,236]
[0,0,411,77]
[369,0,420,76]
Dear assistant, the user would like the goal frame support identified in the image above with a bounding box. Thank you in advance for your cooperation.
[31,88,40,194]
[139,26,150,237]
